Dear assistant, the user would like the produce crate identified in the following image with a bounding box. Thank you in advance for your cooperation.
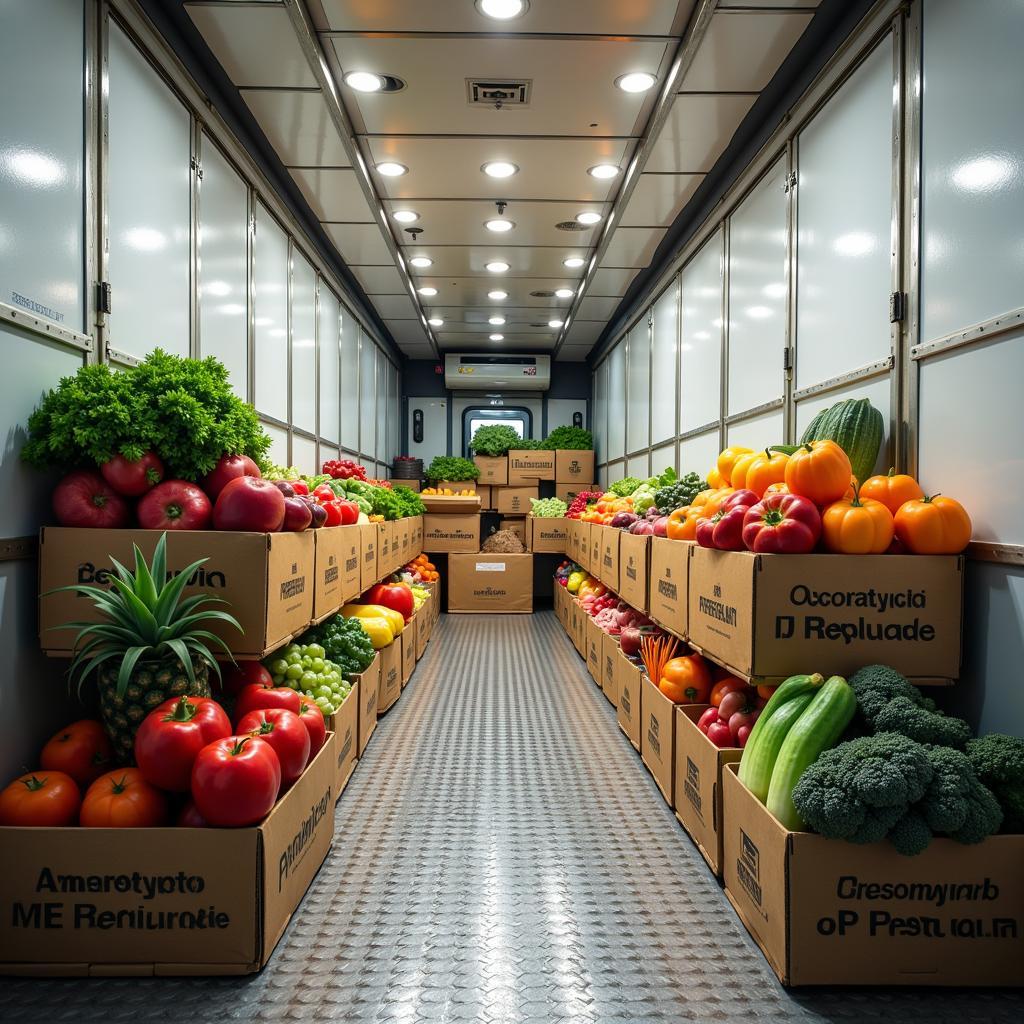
[420,494,481,514]
[313,525,362,622]
[598,526,620,593]
[616,648,643,751]
[436,480,477,492]
[572,598,586,656]
[473,456,508,486]
[38,528,314,660]
[359,523,378,591]
[673,705,742,877]
[618,532,650,613]
[508,449,555,484]
[423,513,480,553]
[353,653,380,755]
[0,738,336,976]
[498,517,526,544]
[721,764,1024,987]
[477,485,493,510]
[554,449,595,485]
[556,483,596,506]
[378,640,402,713]
[327,683,359,801]
[495,485,538,515]
[448,553,533,613]
[648,537,689,639]
[601,632,619,707]
[585,615,602,685]
[526,516,567,553]
[416,606,430,659]
[401,617,417,687]
[640,671,676,806]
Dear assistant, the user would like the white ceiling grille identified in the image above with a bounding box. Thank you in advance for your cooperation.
[466,79,531,107]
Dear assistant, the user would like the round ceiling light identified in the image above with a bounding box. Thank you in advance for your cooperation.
[375,161,407,177]
[554,288,574,299]
[576,211,602,226]
[615,71,657,94]
[485,261,510,273]
[563,256,585,269]
[488,289,508,300]
[344,71,384,92]
[476,0,528,21]
[392,209,419,223]
[428,317,444,327]
[588,164,621,180]
[485,218,515,233]
[481,161,519,179]
[488,316,506,326]
[489,333,505,341]
[548,319,564,329]
[409,256,433,269]
[417,286,438,297]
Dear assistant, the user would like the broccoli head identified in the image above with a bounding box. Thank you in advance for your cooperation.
[965,734,1024,833]
[888,809,934,856]
[918,745,1002,843]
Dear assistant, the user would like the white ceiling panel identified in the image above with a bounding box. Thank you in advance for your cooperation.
[621,172,704,227]
[718,0,820,11]
[645,93,759,173]
[290,168,375,222]
[370,293,419,319]
[186,4,318,88]
[365,137,633,201]
[331,36,669,137]
[424,307,572,325]
[600,227,668,268]
[240,89,351,167]
[322,222,393,264]
[577,295,623,321]
[557,345,593,362]
[318,0,691,35]
[565,321,607,345]
[678,10,815,92]
[402,246,592,278]
[437,334,557,351]
[403,344,436,359]
[407,277,586,307]
[589,267,639,296]
[350,264,406,294]
[386,319,431,345]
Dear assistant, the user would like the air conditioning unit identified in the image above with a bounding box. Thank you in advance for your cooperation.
[444,353,551,391]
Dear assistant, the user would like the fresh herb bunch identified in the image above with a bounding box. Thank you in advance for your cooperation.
[366,485,405,521]
[654,471,708,513]
[542,426,593,450]
[300,616,375,676]
[22,349,269,481]
[391,485,426,517]
[469,425,522,457]
[530,497,567,518]
[425,456,480,483]
[509,437,545,450]
[608,476,642,497]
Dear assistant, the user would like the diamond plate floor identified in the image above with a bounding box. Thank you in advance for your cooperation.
[3,611,1022,1023]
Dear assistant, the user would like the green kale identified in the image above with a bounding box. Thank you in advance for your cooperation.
[541,426,593,450]
[425,456,480,483]
[469,425,522,456]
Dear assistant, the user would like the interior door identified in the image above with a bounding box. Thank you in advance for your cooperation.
[407,396,447,463]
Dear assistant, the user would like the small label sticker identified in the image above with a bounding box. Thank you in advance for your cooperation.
[475,562,507,572]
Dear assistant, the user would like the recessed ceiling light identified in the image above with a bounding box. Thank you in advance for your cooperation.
[482,161,518,179]
[576,211,602,226]
[375,161,407,177]
[409,256,433,268]
[344,71,384,92]
[393,209,419,223]
[476,0,528,21]
[417,286,438,297]
[563,257,585,269]
[428,317,444,327]
[489,333,504,341]
[554,288,574,299]
[588,164,621,180]
[488,289,508,300]
[616,71,657,94]
[485,218,515,233]
[485,261,510,273]
[488,316,506,326]
[548,319,564,329]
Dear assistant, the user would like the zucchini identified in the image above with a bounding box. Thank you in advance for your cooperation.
[799,398,883,487]
[765,675,857,830]
[739,693,814,802]
[738,672,823,788]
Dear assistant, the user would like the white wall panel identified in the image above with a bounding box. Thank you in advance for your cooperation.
[626,323,650,452]
[651,443,676,477]
[108,24,190,358]
[921,0,1024,341]
[593,360,608,464]
[726,408,786,451]
[340,307,359,451]
[318,285,341,443]
[387,363,399,465]
[253,202,289,420]
[263,419,289,467]
[607,342,626,461]
[795,39,892,388]
[598,464,610,490]
[292,433,317,476]
[728,159,787,413]
[679,429,721,477]
[359,328,376,456]
[679,231,723,431]
[376,349,388,462]
[650,281,679,445]
[198,137,248,397]
[290,250,317,434]
[0,0,84,331]
[627,453,650,479]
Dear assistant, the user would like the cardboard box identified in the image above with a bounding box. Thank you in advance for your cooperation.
[0,740,335,975]
[648,537,689,638]
[376,521,392,574]
[721,764,1024,987]
[416,608,430,659]
[508,449,555,484]
[495,485,539,515]
[421,494,482,514]
[585,615,602,684]
[499,517,527,544]
[616,648,642,750]
[401,618,417,687]
[359,523,378,592]
[436,479,477,492]
[327,682,359,800]
[674,705,742,877]
[378,640,402,713]
[590,526,602,581]
[688,549,964,684]
[527,516,568,554]
[557,483,596,506]
[423,513,480,553]
[598,526,620,593]
[354,653,380,755]
[397,519,411,566]
[388,478,421,491]
[601,632,619,707]
[313,525,362,621]
[618,533,650,612]
[39,528,313,660]
[474,456,508,486]
[555,449,595,485]
[571,599,586,655]
[640,671,676,806]
[448,553,533,613]
[411,515,423,556]
[477,484,492,510]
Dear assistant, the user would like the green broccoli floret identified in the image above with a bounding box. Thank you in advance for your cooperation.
[965,734,1024,833]
[888,809,933,856]
[791,733,934,844]
[849,665,972,749]
[919,745,1002,843]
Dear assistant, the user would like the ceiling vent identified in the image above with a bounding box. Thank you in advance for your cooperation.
[555,220,588,231]
[467,79,531,107]
[529,290,555,298]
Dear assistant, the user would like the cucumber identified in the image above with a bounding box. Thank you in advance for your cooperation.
[766,675,858,830]
[739,693,814,802]
[738,672,824,788]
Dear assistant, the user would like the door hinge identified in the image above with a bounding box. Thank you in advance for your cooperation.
[783,347,793,371]
[889,290,906,323]
[783,171,797,193]
[97,281,112,315]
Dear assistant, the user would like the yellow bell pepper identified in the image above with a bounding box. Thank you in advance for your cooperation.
[355,616,394,650]
[342,603,405,636]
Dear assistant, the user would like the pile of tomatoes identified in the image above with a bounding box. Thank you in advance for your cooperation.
[322,458,367,481]
[309,483,361,526]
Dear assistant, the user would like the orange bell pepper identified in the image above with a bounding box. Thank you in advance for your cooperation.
[666,505,702,541]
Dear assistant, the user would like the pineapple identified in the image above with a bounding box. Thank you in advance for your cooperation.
[49,532,240,762]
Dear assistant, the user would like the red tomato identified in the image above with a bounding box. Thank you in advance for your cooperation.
[137,480,212,530]
[80,768,168,828]
[337,500,360,526]
[366,582,415,622]
[0,771,80,827]
[191,736,282,827]
[202,453,261,501]
[134,695,232,792]
[213,476,285,532]
[291,480,309,496]
[321,501,343,527]
[220,660,274,698]
[282,496,312,531]
[236,708,310,788]
[312,484,336,502]
[40,719,113,787]
[297,697,328,758]
[100,451,164,497]
[52,470,130,529]
[233,682,302,724]
[176,799,209,828]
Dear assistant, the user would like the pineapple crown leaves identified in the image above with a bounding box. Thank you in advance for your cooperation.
[45,533,242,698]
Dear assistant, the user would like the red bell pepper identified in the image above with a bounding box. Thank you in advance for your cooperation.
[696,503,749,550]
[742,492,821,553]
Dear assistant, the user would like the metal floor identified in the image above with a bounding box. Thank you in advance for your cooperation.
[3,611,1022,1023]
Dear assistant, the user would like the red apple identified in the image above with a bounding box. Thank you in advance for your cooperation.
[213,476,285,532]
[202,454,261,501]
[652,516,669,537]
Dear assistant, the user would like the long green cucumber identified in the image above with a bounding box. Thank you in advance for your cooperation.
[738,694,814,801]
[737,672,824,788]
[766,675,858,831]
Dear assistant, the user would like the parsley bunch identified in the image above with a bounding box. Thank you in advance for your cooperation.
[425,456,480,483]
[469,424,522,457]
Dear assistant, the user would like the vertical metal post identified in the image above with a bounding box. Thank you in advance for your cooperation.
[784,137,799,444]
[717,227,728,453]
[672,274,681,473]
[889,15,906,474]
[313,272,321,473]
[246,189,256,406]
[96,1,111,363]
[286,237,294,466]
[84,0,101,362]
[190,118,201,358]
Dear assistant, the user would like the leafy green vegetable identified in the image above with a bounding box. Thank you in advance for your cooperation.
[541,426,593,450]
[22,349,269,481]
[530,497,567,518]
[607,476,642,497]
[654,472,709,513]
[301,616,375,676]
[469,425,523,457]
[391,485,426,517]
[425,456,480,483]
